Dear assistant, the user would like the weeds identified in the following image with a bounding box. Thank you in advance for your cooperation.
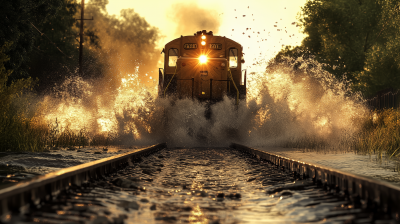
[0,42,116,152]
[282,108,400,159]
[353,108,400,158]
[45,119,117,150]
[0,42,48,152]
[0,115,117,152]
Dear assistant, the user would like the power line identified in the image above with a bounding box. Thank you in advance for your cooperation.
[29,21,72,59]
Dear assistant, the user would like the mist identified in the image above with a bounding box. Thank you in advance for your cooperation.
[38,1,367,151]
[167,2,221,36]
[83,0,161,91]
[40,0,162,139]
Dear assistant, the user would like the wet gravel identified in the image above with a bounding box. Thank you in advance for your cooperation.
[3,148,396,224]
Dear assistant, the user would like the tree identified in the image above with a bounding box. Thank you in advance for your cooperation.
[82,0,161,91]
[353,2,400,96]
[28,0,79,92]
[0,0,63,81]
[296,0,400,96]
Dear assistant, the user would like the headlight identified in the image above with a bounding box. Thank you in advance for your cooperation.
[201,41,206,46]
[199,55,207,64]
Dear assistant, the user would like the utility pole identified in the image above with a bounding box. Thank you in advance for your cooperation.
[79,0,85,76]
[77,0,93,76]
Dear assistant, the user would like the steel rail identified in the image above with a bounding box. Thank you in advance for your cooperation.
[230,143,400,216]
[0,143,166,217]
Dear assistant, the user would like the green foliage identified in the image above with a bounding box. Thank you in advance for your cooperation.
[0,42,48,152]
[291,0,400,96]
[28,0,80,92]
[0,42,93,151]
[0,1,161,151]
[353,3,400,96]
[0,0,63,80]
[299,0,382,79]
[0,42,35,115]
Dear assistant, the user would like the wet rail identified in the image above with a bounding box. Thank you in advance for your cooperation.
[231,143,400,220]
[0,143,166,218]
[0,144,398,223]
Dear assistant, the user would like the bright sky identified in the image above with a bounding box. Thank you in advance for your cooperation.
[106,0,308,73]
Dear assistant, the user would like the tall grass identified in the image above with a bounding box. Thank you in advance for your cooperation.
[353,108,400,158]
[0,110,48,152]
[0,42,47,152]
[0,43,115,152]
[0,112,115,152]
[46,119,116,149]
[282,108,400,158]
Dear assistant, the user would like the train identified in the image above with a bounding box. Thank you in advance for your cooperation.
[158,30,246,105]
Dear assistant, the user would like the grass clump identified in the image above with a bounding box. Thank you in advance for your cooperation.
[0,42,49,152]
[353,108,400,158]
[46,120,90,149]
[46,119,116,148]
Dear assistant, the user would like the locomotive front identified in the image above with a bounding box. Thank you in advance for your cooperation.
[159,30,246,104]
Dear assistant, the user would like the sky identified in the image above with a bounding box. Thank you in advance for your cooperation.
[105,0,308,73]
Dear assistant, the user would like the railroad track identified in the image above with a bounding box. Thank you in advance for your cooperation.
[0,143,398,223]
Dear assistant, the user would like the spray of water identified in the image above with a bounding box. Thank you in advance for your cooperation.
[41,56,368,150]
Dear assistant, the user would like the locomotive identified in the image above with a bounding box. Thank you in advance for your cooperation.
[159,30,246,105]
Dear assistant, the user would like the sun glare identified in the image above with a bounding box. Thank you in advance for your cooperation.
[199,55,207,64]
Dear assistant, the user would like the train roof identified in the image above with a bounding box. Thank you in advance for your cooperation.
[164,30,242,47]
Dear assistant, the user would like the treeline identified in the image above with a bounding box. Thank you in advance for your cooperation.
[1,0,160,93]
[0,0,160,151]
[1,0,77,91]
[270,0,400,97]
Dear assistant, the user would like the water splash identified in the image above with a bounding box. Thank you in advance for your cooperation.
[42,56,368,150]
[239,56,368,150]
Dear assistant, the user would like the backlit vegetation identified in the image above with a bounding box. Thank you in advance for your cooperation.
[0,42,47,151]
[1,0,399,159]
[0,43,114,151]
[353,108,400,158]
[282,107,400,159]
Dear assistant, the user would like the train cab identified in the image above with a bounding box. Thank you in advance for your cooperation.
[159,30,246,105]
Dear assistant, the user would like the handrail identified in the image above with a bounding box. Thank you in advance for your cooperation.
[228,68,239,105]
[163,65,178,98]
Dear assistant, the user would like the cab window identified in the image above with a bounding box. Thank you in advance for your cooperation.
[229,48,238,68]
[169,48,179,67]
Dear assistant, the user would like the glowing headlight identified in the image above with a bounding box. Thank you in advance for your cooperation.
[201,35,206,40]
[199,55,207,64]
[201,41,206,46]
